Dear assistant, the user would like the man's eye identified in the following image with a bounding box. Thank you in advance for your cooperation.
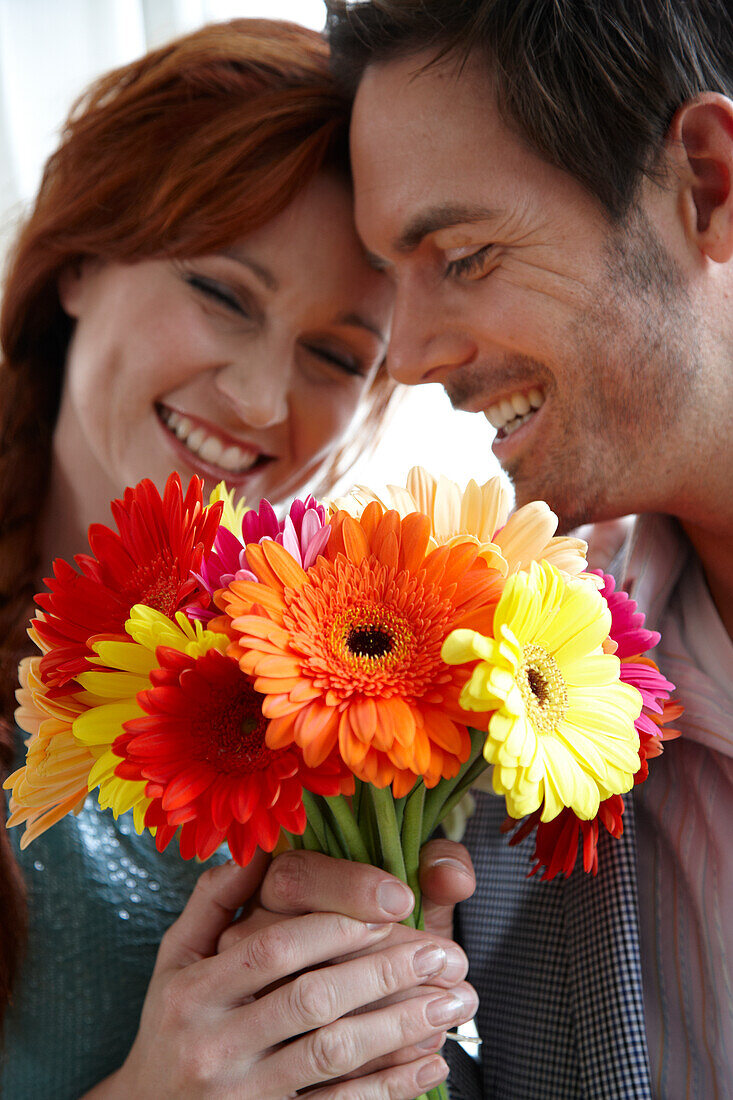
[186,275,250,317]
[445,244,494,280]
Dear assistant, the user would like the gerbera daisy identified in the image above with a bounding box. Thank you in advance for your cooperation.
[334,467,588,578]
[218,502,504,797]
[442,560,643,822]
[33,474,222,692]
[190,495,330,623]
[115,645,353,864]
[507,572,681,878]
[4,653,97,846]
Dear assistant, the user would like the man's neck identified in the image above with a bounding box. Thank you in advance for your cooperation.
[680,518,733,641]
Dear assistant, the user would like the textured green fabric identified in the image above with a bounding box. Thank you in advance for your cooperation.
[2,784,228,1098]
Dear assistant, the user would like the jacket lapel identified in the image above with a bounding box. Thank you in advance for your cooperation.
[561,795,653,1099]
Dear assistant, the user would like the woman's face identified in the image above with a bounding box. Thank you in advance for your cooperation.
[54,173,393,525]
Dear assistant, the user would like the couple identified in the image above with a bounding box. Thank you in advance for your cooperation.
[1,3,731,1098]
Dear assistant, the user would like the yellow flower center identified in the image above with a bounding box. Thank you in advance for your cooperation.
[519,643,568,736]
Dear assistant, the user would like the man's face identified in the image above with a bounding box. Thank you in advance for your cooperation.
[351,51,705,530]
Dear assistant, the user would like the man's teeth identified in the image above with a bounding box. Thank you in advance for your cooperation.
[159,407,260,473]
[485,388,544,435]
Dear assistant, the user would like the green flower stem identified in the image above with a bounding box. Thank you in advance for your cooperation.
[421,729,487,843]
[401,783,426,929]
[322,795,372,864]
[431,754,491,835]
[369,785,414,927]
[299,790,337,855]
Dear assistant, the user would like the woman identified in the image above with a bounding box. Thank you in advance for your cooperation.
[0,19,475,1099]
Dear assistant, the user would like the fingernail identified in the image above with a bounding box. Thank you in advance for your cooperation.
[416,1056,448,1089]
[413,944,447,977]
[416,1032,445,1052]
[377,880,413,917]
[365,922,392,935]
[426,990,477,1027]
[441,945,468,983]
[432,856,474,880]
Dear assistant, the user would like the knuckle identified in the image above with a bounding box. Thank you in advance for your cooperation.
[241,922,294,975]
[177,1039,218,1087]
[267,851,309,910]
[371,951,402,998]
[289,971,338,1028]
[159,971,195,1028]
[308,1023,358,1080]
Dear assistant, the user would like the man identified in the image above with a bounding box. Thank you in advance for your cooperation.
[322,2,733,1098]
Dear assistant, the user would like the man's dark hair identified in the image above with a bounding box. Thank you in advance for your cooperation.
[326,0,733,220]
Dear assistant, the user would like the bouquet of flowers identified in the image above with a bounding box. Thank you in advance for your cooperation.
[6,468,680,1100]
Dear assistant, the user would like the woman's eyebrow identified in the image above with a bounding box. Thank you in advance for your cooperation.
[336,312,387,344]
[219,247,279,292]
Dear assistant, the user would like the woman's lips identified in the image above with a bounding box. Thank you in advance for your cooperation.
[156,403,275,480]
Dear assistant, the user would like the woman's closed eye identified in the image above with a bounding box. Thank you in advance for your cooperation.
[301,340,367,379]
[445,243,495,281]
[184,272,254,320]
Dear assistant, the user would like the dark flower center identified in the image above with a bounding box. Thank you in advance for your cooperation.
[193,686,272,773]
[346,625,394,659]
[526,667,548,705]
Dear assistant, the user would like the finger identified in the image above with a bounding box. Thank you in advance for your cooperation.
[334,926,468,990]
[303,1054,449,1098]
[333,1029,448,1082]
[266,981,477,1093]
[155,851,270,974]
[419,839,475,940]
[261,850,414,922]
[234,938,471,1056]
[191,912,394,1006]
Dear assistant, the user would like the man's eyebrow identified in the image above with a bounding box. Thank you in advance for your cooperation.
[395,203,502,253]
[219,248,279,292]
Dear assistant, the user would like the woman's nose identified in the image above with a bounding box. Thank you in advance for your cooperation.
[386,280,477,386]
[214,356,290,429]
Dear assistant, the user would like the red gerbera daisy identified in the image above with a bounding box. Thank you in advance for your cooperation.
[33,474,222,693]
[113,645,353,864]
[506,571,682,879]
[218,503,503,798]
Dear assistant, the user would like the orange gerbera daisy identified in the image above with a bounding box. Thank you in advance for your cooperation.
[217,503,503,797]
[33,474,222,693]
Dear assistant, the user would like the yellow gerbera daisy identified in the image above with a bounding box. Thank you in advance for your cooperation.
[333,467,587,578]
[208,481,248,535]
[442,561,642,822]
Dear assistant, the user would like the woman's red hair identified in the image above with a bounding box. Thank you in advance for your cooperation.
[0,17,391,1026]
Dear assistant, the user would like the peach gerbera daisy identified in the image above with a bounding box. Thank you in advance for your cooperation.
[333,466,588,578]
[217,502,503,797]
[5,647,103,846]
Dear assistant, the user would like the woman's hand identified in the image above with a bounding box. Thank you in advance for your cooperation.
[83,845,477,1099]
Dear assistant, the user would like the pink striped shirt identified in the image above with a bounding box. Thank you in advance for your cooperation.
[619,515,733,1100]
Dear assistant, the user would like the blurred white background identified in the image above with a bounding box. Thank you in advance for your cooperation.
[0,0,502,496]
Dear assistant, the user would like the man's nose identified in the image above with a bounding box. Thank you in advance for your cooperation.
[386,279,477,386]
[214,355,290,429]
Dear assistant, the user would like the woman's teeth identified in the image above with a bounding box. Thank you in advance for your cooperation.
[159,407,260,473]
[485,388,545,437]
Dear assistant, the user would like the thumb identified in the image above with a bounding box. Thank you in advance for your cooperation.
[155,849,271,974]
[419,839,475,940]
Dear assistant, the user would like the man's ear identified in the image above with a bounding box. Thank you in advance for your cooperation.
[667,93,733,263]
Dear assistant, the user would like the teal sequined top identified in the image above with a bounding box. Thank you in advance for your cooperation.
[2,757,228,1099]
